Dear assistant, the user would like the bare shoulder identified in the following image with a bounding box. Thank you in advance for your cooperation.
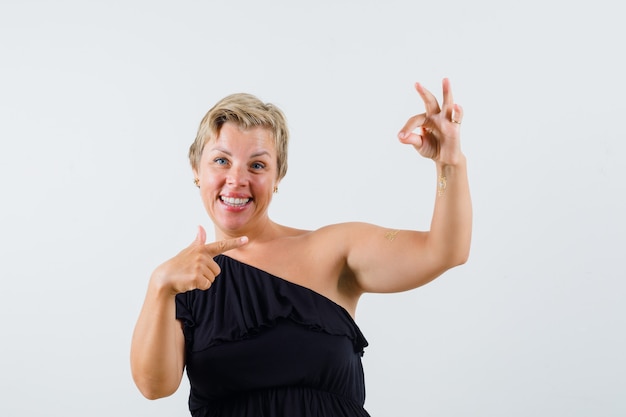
[235,221,419,315]
[269,223,382,314]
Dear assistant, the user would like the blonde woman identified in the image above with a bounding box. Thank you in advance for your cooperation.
[131,78,471,417]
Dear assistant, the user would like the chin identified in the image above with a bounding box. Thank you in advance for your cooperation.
[215,217,251,235]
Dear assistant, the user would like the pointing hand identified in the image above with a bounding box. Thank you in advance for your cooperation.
[151,225,248,294]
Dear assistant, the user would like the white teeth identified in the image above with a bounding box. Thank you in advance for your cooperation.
[221,196,250,206]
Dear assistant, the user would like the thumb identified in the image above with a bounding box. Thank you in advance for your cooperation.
[399,130,424,149]
[194,225,207,245]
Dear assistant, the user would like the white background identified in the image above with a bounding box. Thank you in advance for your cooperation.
[1,1,624,416]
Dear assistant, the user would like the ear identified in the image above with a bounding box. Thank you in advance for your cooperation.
[192,167,200,188]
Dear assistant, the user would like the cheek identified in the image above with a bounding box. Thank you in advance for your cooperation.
[201,170,223,186]
[199,176,222,200]
[257,177,274,192]
[247,180,272,202]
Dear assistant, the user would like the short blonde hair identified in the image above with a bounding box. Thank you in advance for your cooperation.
[189,93,289,181]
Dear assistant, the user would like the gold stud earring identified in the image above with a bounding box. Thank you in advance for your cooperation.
[273,185,278,194]
[194,178,200,188]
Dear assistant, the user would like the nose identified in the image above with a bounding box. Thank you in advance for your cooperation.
[226,164,249,187]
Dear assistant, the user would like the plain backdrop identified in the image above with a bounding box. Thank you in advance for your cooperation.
[1,1,624,416]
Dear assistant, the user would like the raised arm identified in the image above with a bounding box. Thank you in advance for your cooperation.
[130,226,248,399]
[346,78,472,294]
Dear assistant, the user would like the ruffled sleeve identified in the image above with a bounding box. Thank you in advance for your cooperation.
[175,255,368,355]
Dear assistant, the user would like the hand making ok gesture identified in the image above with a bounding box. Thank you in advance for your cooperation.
[398,78,464,166]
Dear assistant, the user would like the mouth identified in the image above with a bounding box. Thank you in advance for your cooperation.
[220,196,252,207]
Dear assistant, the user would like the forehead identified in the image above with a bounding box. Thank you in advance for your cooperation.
[208,122,275,153]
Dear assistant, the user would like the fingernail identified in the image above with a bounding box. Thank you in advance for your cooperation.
[240,236,249,244]
[398,132,406,139]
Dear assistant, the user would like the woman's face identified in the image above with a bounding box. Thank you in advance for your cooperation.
[194,122,278,238]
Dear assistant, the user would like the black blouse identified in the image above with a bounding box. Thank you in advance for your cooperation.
[175,255,370,417]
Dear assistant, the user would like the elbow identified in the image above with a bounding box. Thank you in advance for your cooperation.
[451,245,471,267]
[130,351,183,400]
[455,248,470,266]
[141,390,170,401]
[132,370,179,400]
[135,380,177,400]
[450,234,471,267]
[440,246,470,271]
[138,387,161,401]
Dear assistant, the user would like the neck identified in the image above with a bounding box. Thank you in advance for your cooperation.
[215,217,279,243]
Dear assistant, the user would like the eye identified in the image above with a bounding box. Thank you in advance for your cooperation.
[251,162,266,170]
[214,157,228,165]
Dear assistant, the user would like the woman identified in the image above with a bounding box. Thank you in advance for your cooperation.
[131,78,472,416]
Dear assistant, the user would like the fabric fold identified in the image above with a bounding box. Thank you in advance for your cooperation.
[176,255,368,355]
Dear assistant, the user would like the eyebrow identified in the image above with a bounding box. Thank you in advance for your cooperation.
[210,147,272,159]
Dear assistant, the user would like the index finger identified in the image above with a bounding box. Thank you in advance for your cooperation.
[398,113,427,140]
[415,82,441,115]
[206,236,249,254]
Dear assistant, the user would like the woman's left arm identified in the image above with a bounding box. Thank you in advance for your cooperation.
[345,78,472,294]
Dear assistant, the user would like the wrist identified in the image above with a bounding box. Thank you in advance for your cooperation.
[436,155,467,197]
[436,154,466,172]
[149,267,178,298]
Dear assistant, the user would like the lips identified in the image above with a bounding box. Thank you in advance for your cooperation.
[220,196,251,207]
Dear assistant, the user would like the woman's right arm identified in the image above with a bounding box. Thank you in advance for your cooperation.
[130,278,186,399]
[130,226,248,399]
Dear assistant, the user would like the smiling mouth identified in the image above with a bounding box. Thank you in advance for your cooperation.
[220,196,251,207]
